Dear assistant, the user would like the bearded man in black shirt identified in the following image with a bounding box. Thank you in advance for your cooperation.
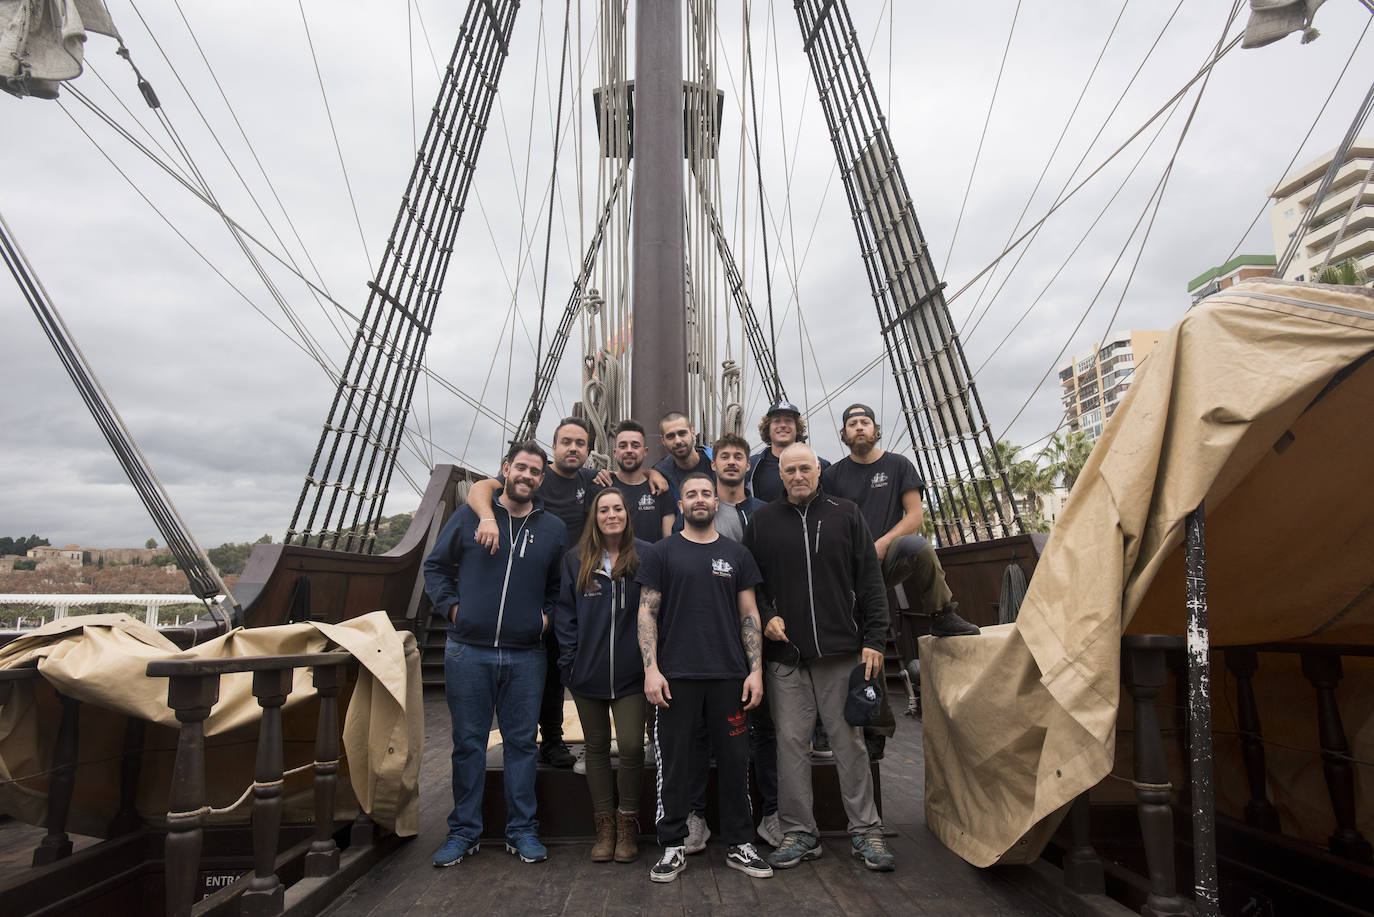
[636,471,772,883]
[820,404,979,638]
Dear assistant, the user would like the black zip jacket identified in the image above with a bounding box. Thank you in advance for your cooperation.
[553,540,651,699]
[741,489,888,663]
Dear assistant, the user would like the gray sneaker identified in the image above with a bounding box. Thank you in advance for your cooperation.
[767,831,821,868]
[684,812,710,854]
[851,830,895,871]
[756,812,783,847]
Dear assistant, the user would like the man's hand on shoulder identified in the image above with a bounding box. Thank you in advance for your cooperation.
[593,468,614,488]
[648,469,669,494]
[476,517,499,555]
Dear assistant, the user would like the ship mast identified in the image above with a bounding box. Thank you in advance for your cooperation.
[630,0,689,451]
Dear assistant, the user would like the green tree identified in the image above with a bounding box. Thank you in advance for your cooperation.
[145,537,158,550]
[1050,430,1094,492]
[1317,257,1369,286]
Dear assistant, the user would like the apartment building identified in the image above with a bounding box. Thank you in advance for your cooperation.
[1057,330,1164,442]
[1268,138,1374,285]
[1186,254,1276,303]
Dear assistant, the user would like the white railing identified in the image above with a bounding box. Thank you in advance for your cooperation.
[0,594,226,629]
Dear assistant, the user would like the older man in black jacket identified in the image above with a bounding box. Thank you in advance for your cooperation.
[741,443,895,872]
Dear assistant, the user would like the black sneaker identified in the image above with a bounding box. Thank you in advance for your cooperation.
[725,843,773,878]
[540,740,576,768]
[650,845,686,883]
[930,603,980,637]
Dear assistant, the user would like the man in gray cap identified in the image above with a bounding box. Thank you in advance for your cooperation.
[746,400,828,503]
[821,404,979,639]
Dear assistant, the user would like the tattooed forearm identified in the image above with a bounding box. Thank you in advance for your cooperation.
[740,614,762,673]
[638,587,662,669]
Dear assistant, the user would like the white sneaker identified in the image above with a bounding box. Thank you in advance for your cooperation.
[756,812,783,847]
[573,746,586,775]
[684,812,710,854]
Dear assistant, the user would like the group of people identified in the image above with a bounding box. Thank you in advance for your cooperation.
[422,401,981,882]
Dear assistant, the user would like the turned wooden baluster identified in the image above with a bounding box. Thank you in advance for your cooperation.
[32,691,79,865]
[1223,648,1279,833]
[108,717,148,837]
[1062,791,1105,895]
[240,668,292,917]
[1123,635,1191,917]
[1300,652,1373,864]
[351,812,376,847]
[162,672,220,917]
[304,662,345,877]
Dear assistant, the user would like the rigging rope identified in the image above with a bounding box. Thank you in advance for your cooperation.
[941,0,1022,278]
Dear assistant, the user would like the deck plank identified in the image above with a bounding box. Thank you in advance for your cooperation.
[320,692,1064,916]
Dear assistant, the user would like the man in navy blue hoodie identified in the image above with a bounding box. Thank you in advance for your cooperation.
[424,441,568,868]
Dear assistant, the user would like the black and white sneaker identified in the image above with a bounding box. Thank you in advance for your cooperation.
[650,845,686,883]
[725,843,773,878]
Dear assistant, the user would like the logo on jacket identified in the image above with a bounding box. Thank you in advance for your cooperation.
[710,558,734,578]
[638,493,656,511]
[870,471,889,489]
[576,487,587,503]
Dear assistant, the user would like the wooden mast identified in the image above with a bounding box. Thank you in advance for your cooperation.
[630,0,687,455]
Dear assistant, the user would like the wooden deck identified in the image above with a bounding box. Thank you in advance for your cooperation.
[321,692,1071,917]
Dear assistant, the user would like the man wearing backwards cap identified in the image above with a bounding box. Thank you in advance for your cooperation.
[746,400,828,503]
[821,404,980,639]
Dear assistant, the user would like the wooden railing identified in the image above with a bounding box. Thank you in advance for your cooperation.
[144,651,355,917]
[1057,637,1373,915]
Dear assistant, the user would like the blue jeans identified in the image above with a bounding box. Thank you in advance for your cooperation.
[444,640,545,842]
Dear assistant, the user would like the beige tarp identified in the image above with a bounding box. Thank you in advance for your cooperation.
[922,278,1374,866]
[0,610,422,838]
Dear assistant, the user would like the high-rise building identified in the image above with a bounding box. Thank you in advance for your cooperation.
[1268,138,1374,285]
[1057,330,1164,442]
[1186,254,1276,303]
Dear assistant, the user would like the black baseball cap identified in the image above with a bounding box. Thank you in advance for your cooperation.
[842,403,876,423]
[844,662,883,727]
[766,400,802,417]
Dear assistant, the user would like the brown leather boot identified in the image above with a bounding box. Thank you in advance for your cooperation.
[590,810,616,862]
[614,810,640,863]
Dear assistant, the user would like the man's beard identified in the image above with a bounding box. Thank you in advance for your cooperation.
[846,434,876,456]
[684,507,716,529]
[618,455,642,474]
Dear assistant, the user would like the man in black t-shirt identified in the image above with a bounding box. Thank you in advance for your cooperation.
[610,420,674,542]
[636,471,772,883]
[465,417,604,769]
[820,404,979,639]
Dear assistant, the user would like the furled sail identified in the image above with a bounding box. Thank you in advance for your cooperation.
[1,0,119,99]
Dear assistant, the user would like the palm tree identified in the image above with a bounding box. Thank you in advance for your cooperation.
[1317,257,1369,287]
[1049,430,1094,492]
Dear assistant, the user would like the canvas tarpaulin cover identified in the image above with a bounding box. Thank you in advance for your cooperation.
[0,610,422,838]
[921,278,1374,866]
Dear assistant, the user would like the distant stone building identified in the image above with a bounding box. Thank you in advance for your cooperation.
[1187,255,1276,303]
[1058,330,1165,442]
[27,545,83,568]
[1268,138,1374,285]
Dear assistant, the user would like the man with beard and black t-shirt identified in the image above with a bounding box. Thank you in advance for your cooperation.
[636,470,772,884]
[609,419,674,542]
[820,404,979,640]
[466,417,603,769]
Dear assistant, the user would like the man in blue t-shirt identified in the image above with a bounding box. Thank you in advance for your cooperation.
[636,470,772,884]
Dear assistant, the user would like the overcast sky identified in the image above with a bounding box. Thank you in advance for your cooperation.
[3,0,1371,550]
